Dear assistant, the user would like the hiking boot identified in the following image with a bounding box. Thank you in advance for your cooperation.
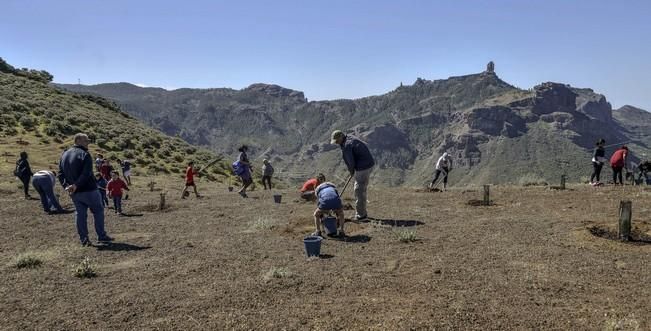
[81,238,92,247]
[238,192,248,198]
[354,215,368,221]
[97,235,114,242]
[337,230,346,238]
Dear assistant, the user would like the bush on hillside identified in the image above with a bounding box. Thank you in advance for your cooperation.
[18,115,36,130]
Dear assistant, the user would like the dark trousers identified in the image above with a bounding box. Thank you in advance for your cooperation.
[99,190,108,207]
[590,162,603,183]
[19,175,31,197]
[432,167,449,185]
[71,190,107,242]
[262,175,272,190]
[32,176,63,212]
[112,196,123,213]
[612,166,624,184]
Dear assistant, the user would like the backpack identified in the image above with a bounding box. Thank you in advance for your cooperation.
[232,161,246,176]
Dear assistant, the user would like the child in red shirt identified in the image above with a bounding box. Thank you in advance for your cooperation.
[181,161,200,199]
[107,171,130,215]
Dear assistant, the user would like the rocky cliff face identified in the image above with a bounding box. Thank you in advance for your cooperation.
[57,71,651,186]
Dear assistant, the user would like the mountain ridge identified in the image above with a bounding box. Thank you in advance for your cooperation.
[56,66,651,186]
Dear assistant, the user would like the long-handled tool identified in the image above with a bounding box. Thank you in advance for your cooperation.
[428,168,448,191]
[197,157,222,174]
[339,174,353,196]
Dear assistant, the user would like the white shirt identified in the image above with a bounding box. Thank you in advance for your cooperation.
[436,155,452,170]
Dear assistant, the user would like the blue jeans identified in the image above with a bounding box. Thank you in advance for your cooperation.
[113,196,122,213]
[71,190,107,241]
[99,190,108,206]
[32,176,63,212]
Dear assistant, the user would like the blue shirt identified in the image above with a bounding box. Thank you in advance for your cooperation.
[316,183,343,210]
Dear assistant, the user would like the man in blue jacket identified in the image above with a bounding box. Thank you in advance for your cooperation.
[58,133,113,246]
[331,130,375,220]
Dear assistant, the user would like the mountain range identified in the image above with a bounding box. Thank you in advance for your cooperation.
[57,63,651,186]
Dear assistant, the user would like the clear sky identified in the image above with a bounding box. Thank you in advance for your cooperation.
[3,0,651,110]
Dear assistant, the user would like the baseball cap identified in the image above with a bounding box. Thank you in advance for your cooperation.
[330,130,344,144]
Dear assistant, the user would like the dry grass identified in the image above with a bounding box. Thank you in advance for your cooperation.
[13,253,42,269]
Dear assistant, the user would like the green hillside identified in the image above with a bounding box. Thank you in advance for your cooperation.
[0,58,232,185]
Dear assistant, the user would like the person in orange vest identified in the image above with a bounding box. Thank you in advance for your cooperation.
[610,145,629,185]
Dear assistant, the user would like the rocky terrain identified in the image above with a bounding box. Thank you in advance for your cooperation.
[57,64,651,186]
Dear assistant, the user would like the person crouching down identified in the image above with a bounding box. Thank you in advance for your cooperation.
[107,171,129,215]
[300,173,326,201]
[312,180,346,238]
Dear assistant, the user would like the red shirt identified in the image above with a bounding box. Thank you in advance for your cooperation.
[185,166,198,183]
[107,178,129,197]
[610,149,627,168]
[100,164,112,180]
[300,178,318,192]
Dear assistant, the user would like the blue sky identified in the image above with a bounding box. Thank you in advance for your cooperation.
[3,0,651,110]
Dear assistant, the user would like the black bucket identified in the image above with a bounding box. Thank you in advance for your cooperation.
[228,186,234,192]
[322,216,338,236]
[303,236,322,257]
[273,194,282,203]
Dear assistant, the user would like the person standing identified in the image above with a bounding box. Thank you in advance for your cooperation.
[181,161,200,199]
[117,158,132,185]
[95,173,109,207]
[590,139,607,185]
[431,152,453,191]
[331,130,375,220]
[261,159,274,190]
[610,145,629,185]
[99,159,112,181]
[14,151,34,199]
[58,133,113,246]
[107,171,129,215]
[32,170,65,214]
[638,160,650,184]
[95,153,104,172]
[235,145,253,198]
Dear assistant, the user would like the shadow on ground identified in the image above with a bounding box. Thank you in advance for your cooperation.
[589,225,651,245]
[95,242,152,251]
[361,217,424,227]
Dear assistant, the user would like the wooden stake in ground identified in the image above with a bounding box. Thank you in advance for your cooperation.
[483,185,490,206]
[560,175,566,190]
[159,192,166,210]
[618,200,632,241]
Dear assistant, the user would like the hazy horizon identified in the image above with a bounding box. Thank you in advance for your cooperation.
[3,0,651,110]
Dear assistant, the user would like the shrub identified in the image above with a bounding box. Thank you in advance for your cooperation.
[251,217,275,231]
[19,115,36,130]
[394,228,417,243]
[518,174,548,187]
[123,150,135,159]
[14,253,42,269]
[263,267,292,281]
[73,257,96,278]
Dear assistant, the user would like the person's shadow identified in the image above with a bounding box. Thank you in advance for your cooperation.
[95,242,151,251]
[349,217,424,227]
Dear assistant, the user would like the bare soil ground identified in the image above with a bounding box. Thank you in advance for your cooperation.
[1,176,650,330]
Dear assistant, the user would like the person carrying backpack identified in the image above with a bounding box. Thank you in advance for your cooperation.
[233,145,253,198]
[15,151,34,199]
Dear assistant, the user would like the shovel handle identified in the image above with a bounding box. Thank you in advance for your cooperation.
[340,174,353,196]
